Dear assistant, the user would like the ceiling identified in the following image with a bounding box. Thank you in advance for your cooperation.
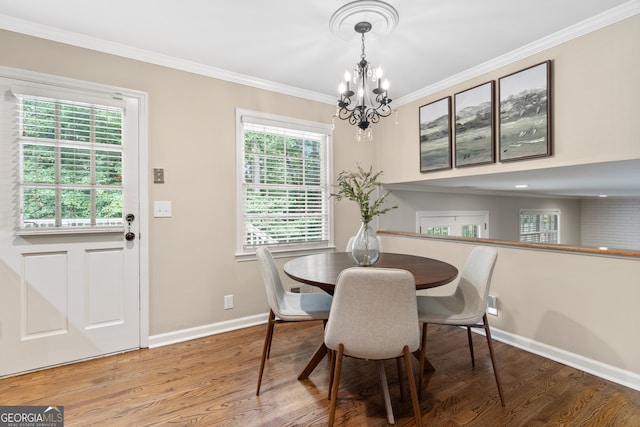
[385,159,640,198]
[1,0,639,198]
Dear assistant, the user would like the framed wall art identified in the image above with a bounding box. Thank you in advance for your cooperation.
[419,96,452,172]
[454,81,495,167]
[498,61,551,162]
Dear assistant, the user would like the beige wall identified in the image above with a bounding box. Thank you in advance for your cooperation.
[381,235,640,375]
[376,14,640,183]
[0,29,374,335]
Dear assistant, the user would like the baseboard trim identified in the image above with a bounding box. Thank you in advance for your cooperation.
[149,314,640,392]
[486,327,640,392]
[148,313,268,348]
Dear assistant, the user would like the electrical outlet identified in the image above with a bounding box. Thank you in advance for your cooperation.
[487,295,498,316]
[224,294,234,310]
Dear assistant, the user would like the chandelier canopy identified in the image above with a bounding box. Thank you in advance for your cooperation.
[336,21,392,137]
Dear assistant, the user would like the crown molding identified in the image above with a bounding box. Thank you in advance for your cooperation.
[394,0,640,106]
[0,13,336,105]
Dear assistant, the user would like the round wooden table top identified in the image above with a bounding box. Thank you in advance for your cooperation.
[283,252,459,295]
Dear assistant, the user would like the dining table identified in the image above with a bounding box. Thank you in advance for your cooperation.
[283,251,459,380]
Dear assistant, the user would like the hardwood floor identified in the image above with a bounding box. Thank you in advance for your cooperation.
[1,321,639,426]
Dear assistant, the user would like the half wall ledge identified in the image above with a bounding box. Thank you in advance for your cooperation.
[378,230,640,259]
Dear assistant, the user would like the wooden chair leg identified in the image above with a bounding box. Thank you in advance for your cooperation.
[265,312,276,359]
[256,309,276,395]
[327,349,335,400]
[328,344,344,427]
[418,323,428,400]
[467,326,475,367]
[483,314,505,406]
[403,346,423,427]
[396,357,405,402]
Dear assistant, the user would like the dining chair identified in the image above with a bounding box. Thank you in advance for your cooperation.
[255,247,333,395]
[325,267,422,427]
[345,235,383,252]
[416,246,505,406]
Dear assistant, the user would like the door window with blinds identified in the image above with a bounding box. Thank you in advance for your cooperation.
[519,209,560,243]
[236,109,332,257]
[12,87,126,233]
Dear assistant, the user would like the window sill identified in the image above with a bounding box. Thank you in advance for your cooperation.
[236,245,336,262]
[17,227,125,237]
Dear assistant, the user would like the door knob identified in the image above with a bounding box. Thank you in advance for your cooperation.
[125,213,136,241]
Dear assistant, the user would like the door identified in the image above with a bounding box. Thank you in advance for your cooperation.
[0,72,141,376]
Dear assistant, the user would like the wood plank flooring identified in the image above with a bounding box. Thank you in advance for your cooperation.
[1,321,639,426]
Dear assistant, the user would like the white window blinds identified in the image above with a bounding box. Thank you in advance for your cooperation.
[13,90,125,231]
[238,112,331,254]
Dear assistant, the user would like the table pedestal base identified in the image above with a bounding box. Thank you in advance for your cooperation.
[298,342,328,380]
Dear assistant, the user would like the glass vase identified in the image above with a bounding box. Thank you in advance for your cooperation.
[351,221,380,266]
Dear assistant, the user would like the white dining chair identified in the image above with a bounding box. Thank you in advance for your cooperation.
[324,267,422,426]
[416,246,505,406]
[255,246,333,395]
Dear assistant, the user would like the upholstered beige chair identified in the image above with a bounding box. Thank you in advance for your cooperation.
[324,267,422,427]
[416,246,505,406]
[255,247,333,395]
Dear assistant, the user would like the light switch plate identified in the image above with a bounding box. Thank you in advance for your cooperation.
[153,201,172,218]
[153,168,165,184]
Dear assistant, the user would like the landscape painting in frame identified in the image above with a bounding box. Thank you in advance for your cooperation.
[499,61,551,161]
[419,97,451,172]
[454,81,494,167]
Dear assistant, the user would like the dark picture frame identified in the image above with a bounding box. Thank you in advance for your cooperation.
[454,81,495,167]
[498,61,552,162]
[419,96,452,172]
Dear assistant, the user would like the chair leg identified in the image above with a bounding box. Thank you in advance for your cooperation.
[328,344,344,427]
[256,309,276,395]
[266,312,276,359]
[467,326,475,367]
[418,323,428,400]
[403,346,423,427]
[327,349,335,400]
[483,314,506,406]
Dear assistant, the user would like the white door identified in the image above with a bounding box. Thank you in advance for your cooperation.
[0,72,141,376]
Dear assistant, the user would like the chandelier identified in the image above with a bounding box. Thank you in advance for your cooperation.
[336,21,392,140]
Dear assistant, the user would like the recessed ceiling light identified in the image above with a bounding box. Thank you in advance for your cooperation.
[598,194,608,198]
[515,184,529,188]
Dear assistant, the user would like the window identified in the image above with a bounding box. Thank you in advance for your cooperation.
[417,211,489,238]
[519,209,559,243]
[236,110,332,258]
[13,87,126,232]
